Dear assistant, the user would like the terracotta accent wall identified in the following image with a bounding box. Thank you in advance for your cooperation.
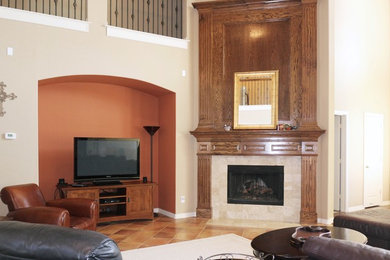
[158,94,176,213]
[38,77,175,211]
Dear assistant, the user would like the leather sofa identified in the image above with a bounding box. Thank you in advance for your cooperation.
[302,236,390,260]
[0,221,122,260]
[334,210,390,250]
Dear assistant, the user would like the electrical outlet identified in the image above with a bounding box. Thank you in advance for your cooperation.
[180,195,185,203]
[7,47,13,56]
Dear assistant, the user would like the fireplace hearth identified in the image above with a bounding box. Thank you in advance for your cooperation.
[228,165,284,206]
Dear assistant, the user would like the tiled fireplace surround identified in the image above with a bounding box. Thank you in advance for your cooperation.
[190,137,323,224]
[212,156,301,223]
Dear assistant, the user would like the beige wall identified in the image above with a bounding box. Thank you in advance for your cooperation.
[0,1,197,215]
[317,0,390,221]
[317,0,334,222]
[333,0,390,209]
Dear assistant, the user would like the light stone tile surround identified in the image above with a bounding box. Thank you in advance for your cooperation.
[211,156,301,223]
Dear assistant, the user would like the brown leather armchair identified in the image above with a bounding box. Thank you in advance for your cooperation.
[1,183,98,230]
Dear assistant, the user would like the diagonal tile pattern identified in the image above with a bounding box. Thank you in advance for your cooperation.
[97,215,297,251]
[97,206,390,251]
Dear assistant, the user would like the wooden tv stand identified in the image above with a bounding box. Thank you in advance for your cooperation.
[62,181,154,223]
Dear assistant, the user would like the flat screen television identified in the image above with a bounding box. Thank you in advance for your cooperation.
[74,137,140,184]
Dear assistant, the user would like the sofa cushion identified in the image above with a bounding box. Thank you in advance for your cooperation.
[0,221,122,260]
[334,208,390,249]
[302,236,390,260]
[334,209,390,239]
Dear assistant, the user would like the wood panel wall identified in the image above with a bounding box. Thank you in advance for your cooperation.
[191,0,324,224]
[193,0,321,130]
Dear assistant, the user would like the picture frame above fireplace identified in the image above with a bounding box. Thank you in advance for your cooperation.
[233,70,279,129]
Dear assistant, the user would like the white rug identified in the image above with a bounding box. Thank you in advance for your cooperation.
[121,234,253,260]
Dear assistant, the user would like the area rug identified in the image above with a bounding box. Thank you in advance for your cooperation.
[121,234,253,260]
[344,207,390,222]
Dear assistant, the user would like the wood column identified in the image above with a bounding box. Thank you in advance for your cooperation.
[198,10,214,129]
[300,155,318,223]
[196,154,212,218]
[300,1,318,130]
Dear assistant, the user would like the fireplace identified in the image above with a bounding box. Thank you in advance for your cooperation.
[211,156,301,222]
[191,0,324,223]
[227,165,284,206]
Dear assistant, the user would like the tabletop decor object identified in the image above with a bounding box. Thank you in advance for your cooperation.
[290,226,331,247]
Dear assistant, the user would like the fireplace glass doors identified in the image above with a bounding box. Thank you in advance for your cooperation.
[227,165,284,206]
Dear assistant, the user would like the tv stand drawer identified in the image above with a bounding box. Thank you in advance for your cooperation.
[64,188,99,200]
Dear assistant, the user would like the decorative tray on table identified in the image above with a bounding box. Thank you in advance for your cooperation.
[290,226,331,248]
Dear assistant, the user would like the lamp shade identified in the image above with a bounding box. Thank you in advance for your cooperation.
[143,126,160,136]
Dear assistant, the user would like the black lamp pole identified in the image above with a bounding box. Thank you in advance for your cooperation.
[143,126,160,183]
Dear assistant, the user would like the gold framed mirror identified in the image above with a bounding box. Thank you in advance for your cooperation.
[233,70,278,129]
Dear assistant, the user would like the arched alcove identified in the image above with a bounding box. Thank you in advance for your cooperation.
[38,75,176,213]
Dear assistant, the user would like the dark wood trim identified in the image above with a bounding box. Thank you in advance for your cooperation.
[195,141,320,156]
[191,129,325,142]
[193,0,304,11]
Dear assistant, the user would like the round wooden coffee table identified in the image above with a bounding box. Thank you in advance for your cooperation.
[251,226,367,259]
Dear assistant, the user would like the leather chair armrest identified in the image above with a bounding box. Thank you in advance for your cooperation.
[302,237,390,260]
[46,198,97,219]
[7,207,70,227]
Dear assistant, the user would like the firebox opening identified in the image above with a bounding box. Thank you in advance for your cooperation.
[227,165,284,206]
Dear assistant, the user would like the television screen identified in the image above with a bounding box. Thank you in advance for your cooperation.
[74,137,140,182]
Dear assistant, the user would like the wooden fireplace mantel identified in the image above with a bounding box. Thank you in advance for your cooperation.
[190,129,324,156]
[191,129,325,142]
[191,129,324,223]
[191,0,323,223]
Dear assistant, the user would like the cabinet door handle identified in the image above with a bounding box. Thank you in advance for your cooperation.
[128,198,130,203]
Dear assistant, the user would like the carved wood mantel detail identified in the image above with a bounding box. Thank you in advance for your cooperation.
[191,0,324,223]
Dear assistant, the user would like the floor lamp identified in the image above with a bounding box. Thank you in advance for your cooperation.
[143,126,160,183]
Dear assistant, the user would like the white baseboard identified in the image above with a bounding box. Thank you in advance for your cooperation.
[154,208,196,219]
[380,201,390,206]
[317,218,333,225]
[346,201,389,212]
[346,205,365,212]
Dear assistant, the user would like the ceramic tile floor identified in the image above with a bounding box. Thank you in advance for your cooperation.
[97,215,299,251]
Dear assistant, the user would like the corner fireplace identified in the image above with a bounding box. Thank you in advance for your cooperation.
[211,156,301,222]
[191,0,324,224]
[227,165,284,206]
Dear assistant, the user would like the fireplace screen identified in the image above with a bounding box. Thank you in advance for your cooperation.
[227,165,284,206]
